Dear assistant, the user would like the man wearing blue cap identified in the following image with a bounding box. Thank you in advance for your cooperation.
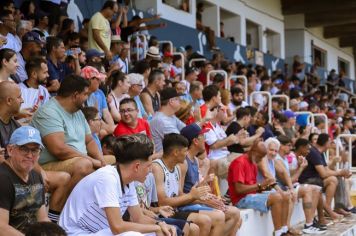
[0,126,50,234]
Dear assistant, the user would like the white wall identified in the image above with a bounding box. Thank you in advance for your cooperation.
[135,0,196,28]
[284,15,355,79]
[304,30,355,79]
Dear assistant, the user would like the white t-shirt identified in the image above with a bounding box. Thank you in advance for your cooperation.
[19,82,50,110]
[204,122,230,160]
[228,101,248,113]
[59,166,139,236]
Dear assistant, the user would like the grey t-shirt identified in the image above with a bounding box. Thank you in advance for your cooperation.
[149,112,186,152]
[31,97,91,165]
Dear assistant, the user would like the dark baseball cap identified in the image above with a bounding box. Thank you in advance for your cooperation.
[86,49,105,59]
[22,31,45,44]
[180,123,208,144]
[160,87,182,101]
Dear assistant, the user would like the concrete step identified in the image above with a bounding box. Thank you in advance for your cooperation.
[294,215,356,236]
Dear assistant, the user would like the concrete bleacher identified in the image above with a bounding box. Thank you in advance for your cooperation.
[238,201,305,235]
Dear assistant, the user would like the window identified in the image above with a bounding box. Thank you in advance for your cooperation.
[312,45,327,68]
[338,57,350,77]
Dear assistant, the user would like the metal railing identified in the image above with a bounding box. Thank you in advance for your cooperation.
[158,40,173,54]
[231,75,248,103]
[207,70,229,89]
[189,58,206,67]
[272,94,290,110]
[172,52,185,81]
[312,113,328,134]
[128,34,147,62]
[249,91,272,123]
[335,134,356,171]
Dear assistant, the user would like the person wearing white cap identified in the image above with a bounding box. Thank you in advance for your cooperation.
[0,126,50,234]
[127,73,147,119]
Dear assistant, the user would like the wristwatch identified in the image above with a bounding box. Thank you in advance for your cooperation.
[257,183,262,191]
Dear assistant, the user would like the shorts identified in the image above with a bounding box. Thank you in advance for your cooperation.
[159,218,185,236]
[171,210,197,221]
[41,155,116,173]
[236,191,273,213]
[303,177,324,190]
[178,204,214,212]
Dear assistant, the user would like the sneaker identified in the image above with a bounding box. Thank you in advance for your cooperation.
[313,222,327,231]
[302,224,326,234]
[345,207,356,214]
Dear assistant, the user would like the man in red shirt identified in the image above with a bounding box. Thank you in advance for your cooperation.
[197,62,213,86]
[228,141,290,236]
[113,98,151,138]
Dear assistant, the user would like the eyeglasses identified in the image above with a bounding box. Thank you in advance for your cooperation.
[17,145,41,156]
[119,108,137,114]
[92,117,101,122]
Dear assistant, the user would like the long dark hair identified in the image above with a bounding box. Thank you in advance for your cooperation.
[0,48,16,70]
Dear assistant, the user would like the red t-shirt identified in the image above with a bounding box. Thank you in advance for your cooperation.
[113,118,152,138]
[197,72,207,86]
[228,154,257,205]
[200,104,207,119]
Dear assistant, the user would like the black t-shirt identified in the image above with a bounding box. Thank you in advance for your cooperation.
[299,146,327,183]
[0,163,45,232]
[120,26,137,43]
[0,118,20,158]
[225,121,245,153]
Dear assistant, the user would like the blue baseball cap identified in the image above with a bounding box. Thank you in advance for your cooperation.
[9,126,43,148]
[180,123,208,144]
[283,110,296,119]
[86,49,105,59]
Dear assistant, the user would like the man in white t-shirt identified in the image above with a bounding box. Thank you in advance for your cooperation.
[19,57,50,111]
[59,134,176,236]
[203,105,246,178]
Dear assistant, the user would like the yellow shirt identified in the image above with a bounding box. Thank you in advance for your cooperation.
[88,12,111,52]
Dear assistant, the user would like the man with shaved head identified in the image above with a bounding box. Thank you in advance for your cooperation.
[227,141,291,236]
[0,82,70,224]
[0,81,23,161]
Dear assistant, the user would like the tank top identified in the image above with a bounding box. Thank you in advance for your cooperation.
[154,159,180,198]
[257,158,276,183]
[142,87,160,112]
[183,156,199,193]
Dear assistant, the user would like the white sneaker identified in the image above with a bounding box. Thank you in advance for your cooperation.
[303,225,326,234]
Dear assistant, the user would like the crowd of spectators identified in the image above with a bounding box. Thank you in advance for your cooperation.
[0,0,355,236]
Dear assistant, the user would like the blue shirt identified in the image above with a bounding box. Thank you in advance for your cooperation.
[92,133,102,153]
[134,95,147,119]
[47,58,72,83]
[93,89,108,118]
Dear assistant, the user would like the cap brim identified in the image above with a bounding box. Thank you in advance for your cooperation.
[15,139,44,148]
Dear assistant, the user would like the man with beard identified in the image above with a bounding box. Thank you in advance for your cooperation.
[141,69,166,116]
[47,36,80,93]
[31,74,108,202]
[19,57,50,111]
[228,87,248,113]
[16,31,44,82]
